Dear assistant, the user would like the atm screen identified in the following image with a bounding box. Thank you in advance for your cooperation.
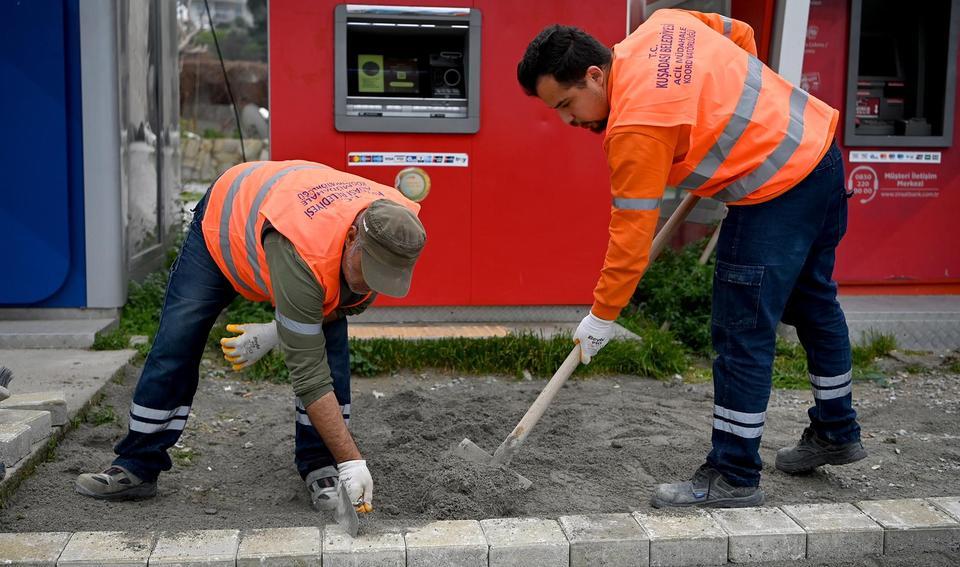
[357,55,420,94]
[347,26,467,99]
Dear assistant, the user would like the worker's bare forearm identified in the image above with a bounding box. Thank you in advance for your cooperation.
[305,392,361,463]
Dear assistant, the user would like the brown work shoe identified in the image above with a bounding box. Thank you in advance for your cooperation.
[75,465,157,501]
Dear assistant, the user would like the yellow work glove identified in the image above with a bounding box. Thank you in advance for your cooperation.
[219,321,279,371]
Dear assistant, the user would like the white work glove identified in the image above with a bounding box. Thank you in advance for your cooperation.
[338,459,374,512]
[573,312,615,364]
[219,321,279,371]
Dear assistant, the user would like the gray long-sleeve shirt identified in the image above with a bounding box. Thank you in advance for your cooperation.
[262,229,375,407]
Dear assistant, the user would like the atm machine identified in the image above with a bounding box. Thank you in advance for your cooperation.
[271,1,625,307]
[804,0,959,292]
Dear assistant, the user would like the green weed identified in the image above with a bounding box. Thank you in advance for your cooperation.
[628,236,715,353]
[852,330,897,367]
[86,404,117,426]
[170,446,199,467]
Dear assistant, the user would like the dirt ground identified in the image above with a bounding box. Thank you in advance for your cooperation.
[1,351,958,564]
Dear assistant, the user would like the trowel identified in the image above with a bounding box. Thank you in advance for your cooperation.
[454,193,702,489]
[334,482,360,537]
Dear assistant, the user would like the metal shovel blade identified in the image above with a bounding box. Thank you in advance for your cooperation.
[455,438,532,490]
[334,482,359,537]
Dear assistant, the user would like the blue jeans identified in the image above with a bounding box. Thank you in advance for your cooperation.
[113,193,352,482]
[706,142,860,487]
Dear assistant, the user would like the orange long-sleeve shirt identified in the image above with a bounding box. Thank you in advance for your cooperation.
[591,12,759,321]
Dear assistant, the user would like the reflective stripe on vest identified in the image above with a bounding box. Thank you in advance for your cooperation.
[676,54,811,203]
[713,87,809,202]
[720,15,732,37]
[220,162,266,295]
[676,56,763,192]
[219,163,325,297]
[613,197,662,210]
[242,165,325,295]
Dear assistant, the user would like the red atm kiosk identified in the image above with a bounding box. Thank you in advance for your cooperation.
[803,0,960,293]
[271,0,624,307]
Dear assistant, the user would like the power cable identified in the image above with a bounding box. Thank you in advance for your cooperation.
[203,0,246,162]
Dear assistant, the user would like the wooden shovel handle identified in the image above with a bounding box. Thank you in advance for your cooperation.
[649,193,701,263]
[488,193,701,467]
[490,345,581,467]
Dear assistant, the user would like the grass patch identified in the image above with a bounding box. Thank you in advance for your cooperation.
[628,236,715,354]
[85,404,118,426]
[772,339,811,389]
[92,268,171,355]
[241,330,689,383]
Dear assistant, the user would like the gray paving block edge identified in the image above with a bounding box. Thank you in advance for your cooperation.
[0,352,135,505]
[0,499,958,565]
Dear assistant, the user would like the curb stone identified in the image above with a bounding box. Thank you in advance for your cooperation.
[0,498,958,565]
[856,498,960,555]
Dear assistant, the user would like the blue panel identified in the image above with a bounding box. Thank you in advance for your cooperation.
[0,0,85,306]
[35,0,87,307]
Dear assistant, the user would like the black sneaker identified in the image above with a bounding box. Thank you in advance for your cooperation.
[650,464,764,509]
[75,465,157,501]
[776,427,867,473]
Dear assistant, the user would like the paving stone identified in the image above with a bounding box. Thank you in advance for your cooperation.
[323,525,405,567]
[149,529,240,566]
[405,520,487,567]
[928,497,960,522]
[0,408,52,446]
[57,531,154,566]
[480,517,569,567]
[0,531,71,566]
[857,498,960,554]
[633,510,727,567]
[558,513,650,567]
[0,391,68,426]
[781,503,883,560]
[712,507,805,563]
[0,421,32,466]
[237,526,320,567]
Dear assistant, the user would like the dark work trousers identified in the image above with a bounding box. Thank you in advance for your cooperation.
[113,193,352,482]
[706,142,861,487]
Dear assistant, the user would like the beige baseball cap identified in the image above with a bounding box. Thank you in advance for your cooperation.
[358,199,427,297]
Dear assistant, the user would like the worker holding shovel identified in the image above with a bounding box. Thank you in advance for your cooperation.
[76,161,427,518]
[517,10,866,508]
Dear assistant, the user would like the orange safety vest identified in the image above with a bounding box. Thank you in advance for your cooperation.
[606,9,838,203]
[201,160,421,315]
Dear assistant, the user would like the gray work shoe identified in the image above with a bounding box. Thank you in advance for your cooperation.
[75,465,157,501]
[776,427,867,474]
[650,464,765,509]
[305,466,339,511]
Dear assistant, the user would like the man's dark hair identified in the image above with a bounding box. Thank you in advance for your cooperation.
[517,25,612,96]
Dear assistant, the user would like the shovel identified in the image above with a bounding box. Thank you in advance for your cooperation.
[454,193,702,488]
